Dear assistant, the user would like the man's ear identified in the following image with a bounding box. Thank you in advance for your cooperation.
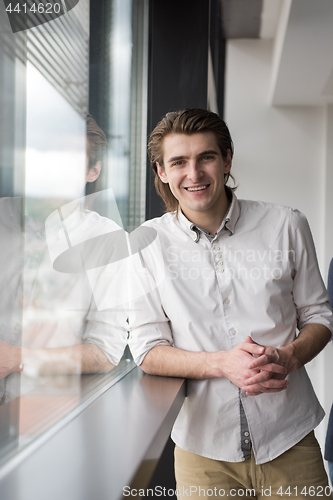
[86,161,102,183]
[224,149,232,174]
[156,162,168,184]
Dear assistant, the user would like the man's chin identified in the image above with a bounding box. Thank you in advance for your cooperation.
[180,201,212,214]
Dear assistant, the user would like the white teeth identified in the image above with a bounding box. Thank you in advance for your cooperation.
[186,185,208,192]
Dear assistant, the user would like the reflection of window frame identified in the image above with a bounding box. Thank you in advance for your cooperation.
[89,0,149,231]
[0,6,27,198]
[128,0,149,231]
[27,0,90,118]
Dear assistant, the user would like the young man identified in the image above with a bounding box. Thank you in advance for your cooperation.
[129,109,333,499]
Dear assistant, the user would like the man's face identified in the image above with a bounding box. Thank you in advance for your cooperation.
[157,132,232,219]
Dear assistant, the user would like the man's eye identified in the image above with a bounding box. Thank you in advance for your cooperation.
[173,160,184,166]
[202,155,213,161]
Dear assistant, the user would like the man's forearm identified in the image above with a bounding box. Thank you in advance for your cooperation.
[140,342,287,393]
[80,343,115,373]
[22,343,114,376]
[279,323,332,373]
[0,339,22,379]
[141,345,213,379]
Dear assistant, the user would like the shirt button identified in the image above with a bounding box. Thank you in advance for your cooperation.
[217,261,223,266]
[218,268,224,273]
[244,439,250,444]
[244,432,249,437]
[216,253,222,259]
[213,245,220,251]
[230,328,237,335]
[224,298,230,304]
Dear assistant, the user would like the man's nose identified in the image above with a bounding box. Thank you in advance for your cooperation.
[187,161,203,182]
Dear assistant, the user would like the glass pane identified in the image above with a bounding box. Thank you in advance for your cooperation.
[0,0,147,469]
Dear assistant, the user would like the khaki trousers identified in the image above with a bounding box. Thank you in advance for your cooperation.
[175,432,331,499]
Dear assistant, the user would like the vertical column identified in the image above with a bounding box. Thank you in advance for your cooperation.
[146,0,210,219]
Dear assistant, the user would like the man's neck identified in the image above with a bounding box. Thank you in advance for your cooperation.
[180,191,230,236]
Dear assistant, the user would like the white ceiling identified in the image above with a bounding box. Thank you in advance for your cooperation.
[270,0,333,105]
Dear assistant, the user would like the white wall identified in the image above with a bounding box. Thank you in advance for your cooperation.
[224,38,333,451]
[225,39,327,259]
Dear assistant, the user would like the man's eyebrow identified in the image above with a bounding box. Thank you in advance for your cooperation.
[166,155,188,164]
[166,150,219,164]
[199,149,219,156]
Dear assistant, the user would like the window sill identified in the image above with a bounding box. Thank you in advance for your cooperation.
[0,366,186,500]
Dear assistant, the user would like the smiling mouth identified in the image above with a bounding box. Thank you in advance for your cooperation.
[184,185,209,192]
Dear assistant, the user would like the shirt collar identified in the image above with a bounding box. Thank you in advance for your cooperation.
[177,209,200,242]
[177,187,240,243]
[224,187,240,235]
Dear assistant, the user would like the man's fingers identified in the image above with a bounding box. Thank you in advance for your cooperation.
[259,378,289,389]
[259,363,287,375]
[244,336,257,344]
[249,358,287,374]
[243,366,287,386]
[249,354,271,369]
[243,380,289,395]
[242,370,273,386]
[239,342,264,356]
[244,386,287,396]
[242,377,288,392]
[244,390,264,396]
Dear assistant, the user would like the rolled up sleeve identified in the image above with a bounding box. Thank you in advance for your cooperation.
[128,283,173,366]
[291,210,333,337]
[82,318,128,366]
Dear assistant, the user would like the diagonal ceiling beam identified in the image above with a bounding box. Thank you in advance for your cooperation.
[220,0,263,38]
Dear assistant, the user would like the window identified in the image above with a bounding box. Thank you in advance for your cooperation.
[0,0,148,470]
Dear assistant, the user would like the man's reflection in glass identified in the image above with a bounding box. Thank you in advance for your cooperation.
[1,116,128,384]
[0,198,24,402]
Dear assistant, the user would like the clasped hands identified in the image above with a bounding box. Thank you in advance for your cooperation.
[222,336,295,396]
